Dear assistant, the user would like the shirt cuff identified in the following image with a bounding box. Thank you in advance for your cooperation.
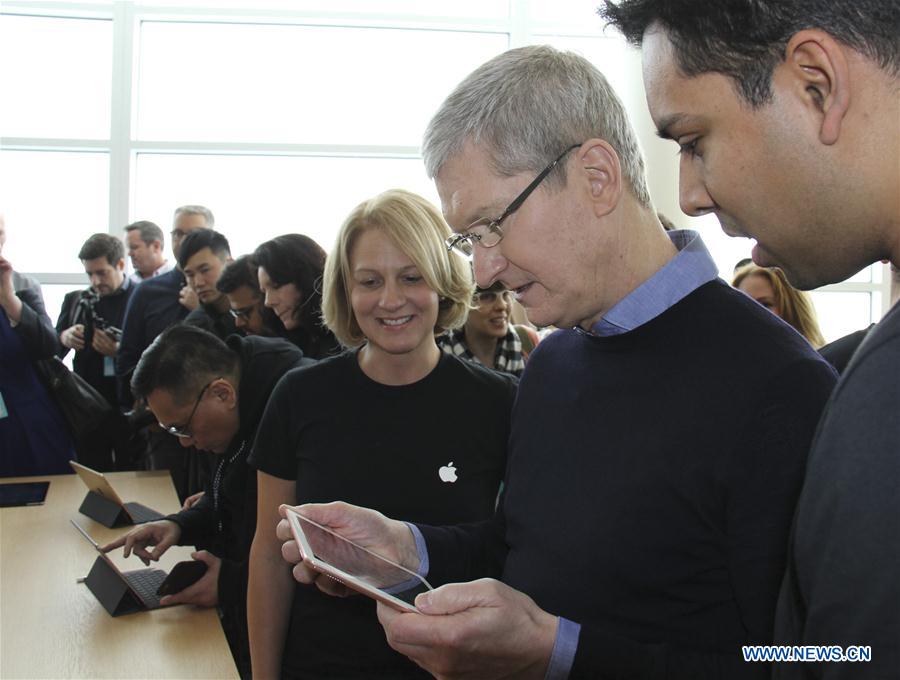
[405,522,429,579]
[544,617,580,680]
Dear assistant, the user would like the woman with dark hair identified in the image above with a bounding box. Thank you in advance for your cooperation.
[253,234,340,359]
[438,281,539,378]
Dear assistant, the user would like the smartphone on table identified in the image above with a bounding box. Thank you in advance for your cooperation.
[283,506,432,613]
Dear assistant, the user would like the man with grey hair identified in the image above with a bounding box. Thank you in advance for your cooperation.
[124,220,172,283]
[275,46,836,678]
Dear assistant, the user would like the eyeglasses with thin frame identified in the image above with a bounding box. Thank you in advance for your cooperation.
[445,143,582,257]
[229,304,257,321]
[159,378,220,439]
[474,289,513,305]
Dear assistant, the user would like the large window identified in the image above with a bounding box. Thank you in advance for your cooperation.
[137,22,506,145]
[0,151,110,273]
[0,14,112,139]
[133,153,439,254]
[0,1,890,343]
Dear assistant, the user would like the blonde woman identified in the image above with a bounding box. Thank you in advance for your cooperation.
[247,189,516,679]
[733,264,826,347]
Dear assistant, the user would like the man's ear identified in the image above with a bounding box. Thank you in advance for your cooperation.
[211,379,238,409]
[783,29,851,146]
[576,139,622,218]
[116,258,126,272]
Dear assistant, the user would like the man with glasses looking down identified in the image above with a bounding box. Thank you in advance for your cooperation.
[216,255,279,337]
[274,46,837,678]
[102,324,310,677]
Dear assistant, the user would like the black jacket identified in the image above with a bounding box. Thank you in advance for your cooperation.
[185,303,237,341]
[165,335,312,668]
[56,280,134,406]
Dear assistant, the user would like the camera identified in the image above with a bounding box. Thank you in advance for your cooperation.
[77,289,123,349]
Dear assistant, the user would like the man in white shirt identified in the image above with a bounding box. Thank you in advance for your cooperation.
[124,220,173,284]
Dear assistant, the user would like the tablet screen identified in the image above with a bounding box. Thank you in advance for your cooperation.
[287,509,432,610]
[0,481,50,507]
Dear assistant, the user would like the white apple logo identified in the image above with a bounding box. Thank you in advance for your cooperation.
[438,462,458,483]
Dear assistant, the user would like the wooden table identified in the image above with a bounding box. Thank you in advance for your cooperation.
[0,471,239,679]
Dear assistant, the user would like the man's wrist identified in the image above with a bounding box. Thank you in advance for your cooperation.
[543,617,580,680]
[399,522,425,575]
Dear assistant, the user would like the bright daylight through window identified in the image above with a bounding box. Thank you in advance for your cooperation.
[0,0,890,341]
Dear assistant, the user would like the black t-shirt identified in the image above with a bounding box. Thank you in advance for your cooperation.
[249,348,517,678]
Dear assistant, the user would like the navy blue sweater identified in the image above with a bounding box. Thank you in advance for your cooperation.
[420,280,837,680]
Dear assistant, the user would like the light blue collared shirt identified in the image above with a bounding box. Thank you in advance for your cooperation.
[410,230,720,679]
[588,229,719,337]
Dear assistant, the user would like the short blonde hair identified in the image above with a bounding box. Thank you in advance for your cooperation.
[322,189,474,348]
[733,264,826,348]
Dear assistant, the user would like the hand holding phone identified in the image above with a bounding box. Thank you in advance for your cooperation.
[284,507,432,613]
[156,560,208,596]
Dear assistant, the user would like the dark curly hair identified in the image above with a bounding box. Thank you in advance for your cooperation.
[600,0,900,106]
[253,234,339,358]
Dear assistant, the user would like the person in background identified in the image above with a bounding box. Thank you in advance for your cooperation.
[102,324,310,678]
[0,253,74,476]
[657,212,678,231]
[56,233,134,470]
[247,189,516,679]
[179,230,236,341]
[732,264,825,348]
[601,0,899,675]
[819,263,900,374]
[254,234,341,358]
[0,212,44,304]
[438,281,539,377]
[733,257,753,274]
[118,204,214,402]
[217,255,278,337]
[117,205,214,494]
[124,220,172,284]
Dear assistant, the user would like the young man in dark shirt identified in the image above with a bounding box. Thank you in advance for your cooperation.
[601,2,899,677]
[56,233,134,470]
[102,324,310,677]
[179,229,237,341]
